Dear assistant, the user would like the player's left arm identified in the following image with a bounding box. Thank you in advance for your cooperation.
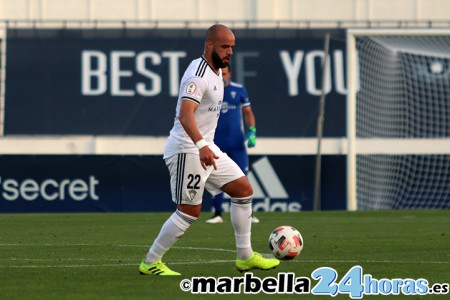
[243,106,256,148]
[243,106,255,129]
[240,85,256,148]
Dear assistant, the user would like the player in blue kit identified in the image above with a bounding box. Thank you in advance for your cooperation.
[206,65,259,224]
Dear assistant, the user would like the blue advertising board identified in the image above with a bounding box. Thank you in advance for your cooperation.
[0,155,346,213]
[5,28,346,137]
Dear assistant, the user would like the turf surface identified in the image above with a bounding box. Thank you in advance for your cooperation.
[0,210,449,299]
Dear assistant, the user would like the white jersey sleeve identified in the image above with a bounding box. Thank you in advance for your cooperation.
[179,76,208,105]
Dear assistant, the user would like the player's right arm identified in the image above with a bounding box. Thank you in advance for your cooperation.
[178,99,218,170]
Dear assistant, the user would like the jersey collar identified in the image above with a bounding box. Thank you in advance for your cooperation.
[201,55,220,76]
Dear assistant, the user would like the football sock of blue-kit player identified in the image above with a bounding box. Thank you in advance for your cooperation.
[230,196,253,260]
[145,209,196,263]
[213,193,225,215]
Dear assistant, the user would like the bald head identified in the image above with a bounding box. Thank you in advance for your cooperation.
[203,24,235,71]
[205,24,233,42]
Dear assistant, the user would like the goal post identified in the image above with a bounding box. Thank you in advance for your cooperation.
[346,29,450,210]
[0,28,5,136]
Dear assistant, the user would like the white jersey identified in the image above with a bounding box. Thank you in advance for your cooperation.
[164,56,224,158]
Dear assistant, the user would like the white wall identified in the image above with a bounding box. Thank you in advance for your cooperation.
[0,0,449,23]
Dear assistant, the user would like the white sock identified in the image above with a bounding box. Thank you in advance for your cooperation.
[230,196,253,260]
[145,210,196,264]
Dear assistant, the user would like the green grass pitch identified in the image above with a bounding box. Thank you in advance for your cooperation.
[0,210,449,299]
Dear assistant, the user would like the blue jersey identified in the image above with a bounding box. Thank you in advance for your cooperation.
[214,81,251,150]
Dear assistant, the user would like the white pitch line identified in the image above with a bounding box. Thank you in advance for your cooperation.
[0,258,138,261]
[0,259,448,269]
[0,244,448,267]
[0,244,234,253]
[0,260,238,268]
[0,243,148,247]
[174,246,235,253]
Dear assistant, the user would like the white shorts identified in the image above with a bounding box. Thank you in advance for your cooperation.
[165,150,245,205]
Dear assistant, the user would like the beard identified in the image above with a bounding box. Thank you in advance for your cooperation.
[211,49,228,69]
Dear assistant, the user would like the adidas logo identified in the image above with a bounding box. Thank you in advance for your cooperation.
[247,156,288,199]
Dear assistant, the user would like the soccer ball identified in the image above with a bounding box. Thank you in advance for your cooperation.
[268,226,304,260]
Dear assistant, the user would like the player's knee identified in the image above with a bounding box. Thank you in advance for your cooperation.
[231,180,253,198]
[177,204,202,218]
[222,176,253,198]
[242,181,253,197]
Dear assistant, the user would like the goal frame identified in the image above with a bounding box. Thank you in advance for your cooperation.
[346,28,450,211]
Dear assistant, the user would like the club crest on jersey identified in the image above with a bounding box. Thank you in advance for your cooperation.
[188,189,197,201]
[231,91,237,99]
[186,82,197,95]
[221,102,229,113]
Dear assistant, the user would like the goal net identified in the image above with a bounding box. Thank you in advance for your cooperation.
[347,29,450,210]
